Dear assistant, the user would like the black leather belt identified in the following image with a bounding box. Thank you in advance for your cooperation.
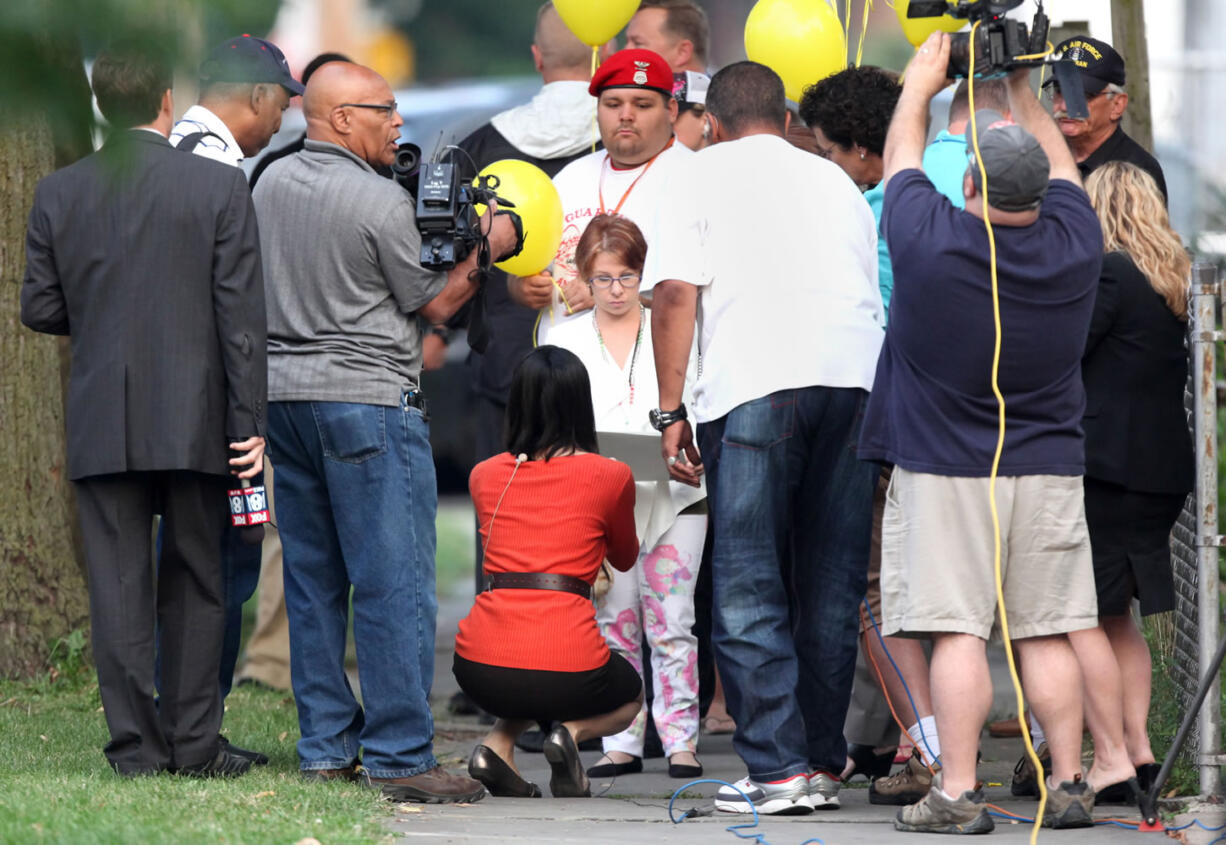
[483,572,592,600]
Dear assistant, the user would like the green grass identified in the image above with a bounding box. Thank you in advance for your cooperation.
[0,675,393,845]
[0,503,480,844]
[435,497,476,595]
[1144,616,1205,797]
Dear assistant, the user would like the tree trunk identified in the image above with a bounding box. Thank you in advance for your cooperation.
[1111,0,1153,150]
[0,115,90,678]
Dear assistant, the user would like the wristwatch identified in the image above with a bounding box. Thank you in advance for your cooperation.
[649,403,688,432]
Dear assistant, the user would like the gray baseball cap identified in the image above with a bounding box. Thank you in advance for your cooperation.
[967,109,1050,212]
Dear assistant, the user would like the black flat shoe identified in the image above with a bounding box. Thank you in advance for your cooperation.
[846,743,894,782]
[1095,775,1138,804]
[467,745,542,798]
[176,747,253,778]
[515,729,546,753]
[220,734,269,765]
[587,754,643,778]
[542,726,590,797]
[668,759,703,779]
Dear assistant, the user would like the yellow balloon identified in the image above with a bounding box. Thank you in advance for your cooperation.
[745,0,846,103]
[896,0,964,48]
[476,160,563,279]
[553,0,639,47]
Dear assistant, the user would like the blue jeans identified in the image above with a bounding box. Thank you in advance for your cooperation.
[698,386,876,782]
[268,395,439,778]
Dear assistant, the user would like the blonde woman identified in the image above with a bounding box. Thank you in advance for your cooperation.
[1066,161,1193,803]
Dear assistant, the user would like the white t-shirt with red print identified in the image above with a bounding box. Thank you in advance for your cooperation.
[535,139,691,345]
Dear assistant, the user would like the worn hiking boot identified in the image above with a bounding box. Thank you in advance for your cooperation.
[870,747,936,806]
[894,775,994,835]
[1042,775,1095,829]
[1010,741,1051,798]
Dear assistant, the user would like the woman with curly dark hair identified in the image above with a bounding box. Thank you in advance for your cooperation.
[799,66,900,193]
[799,66,900,317]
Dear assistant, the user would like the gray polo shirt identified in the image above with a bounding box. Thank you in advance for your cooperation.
[253,139,446,406]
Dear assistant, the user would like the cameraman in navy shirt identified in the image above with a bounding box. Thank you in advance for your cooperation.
[858,33,1104,834]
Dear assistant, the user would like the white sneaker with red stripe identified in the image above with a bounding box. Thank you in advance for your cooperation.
[714,773,813,815]
[808,770,841,809]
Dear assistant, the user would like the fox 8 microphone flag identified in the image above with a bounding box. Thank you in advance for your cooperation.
[228,486,270,526]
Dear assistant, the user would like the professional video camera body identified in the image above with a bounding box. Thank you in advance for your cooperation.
[908,0,1048,78]
[907,0,1090,118]
[392,148,524,272]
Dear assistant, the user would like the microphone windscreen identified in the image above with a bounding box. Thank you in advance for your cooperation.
[240,524,265,545]
[516,453,528,463]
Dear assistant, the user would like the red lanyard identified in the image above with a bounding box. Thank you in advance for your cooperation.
[598,137,675,215]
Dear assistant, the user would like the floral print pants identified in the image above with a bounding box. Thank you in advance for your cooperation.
[596,514,706,757]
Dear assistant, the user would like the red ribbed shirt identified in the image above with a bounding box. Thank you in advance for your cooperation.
[455,452,638,672]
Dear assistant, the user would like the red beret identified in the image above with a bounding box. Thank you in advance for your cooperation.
[589,49,674,99]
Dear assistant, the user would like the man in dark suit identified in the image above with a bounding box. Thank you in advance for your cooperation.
[21,42,267,778]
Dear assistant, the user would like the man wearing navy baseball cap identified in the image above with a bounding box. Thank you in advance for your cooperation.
[1043,35,1166,201]
[170,35,302,166]
[165,32,302,770]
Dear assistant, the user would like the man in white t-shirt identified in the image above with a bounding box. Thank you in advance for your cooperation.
[169,35,299,164]
[648,61,884,816]
[509,48,690,344]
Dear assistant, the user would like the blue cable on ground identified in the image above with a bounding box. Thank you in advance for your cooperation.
[668,779,825,845]
[862,598,940,767]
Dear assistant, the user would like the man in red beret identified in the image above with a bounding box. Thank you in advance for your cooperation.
[509,48,689,343]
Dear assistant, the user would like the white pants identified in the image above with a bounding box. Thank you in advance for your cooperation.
[596,514,706,757]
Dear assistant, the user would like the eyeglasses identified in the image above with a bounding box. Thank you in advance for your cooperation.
[588,272,642,288]
[339,102,398,117]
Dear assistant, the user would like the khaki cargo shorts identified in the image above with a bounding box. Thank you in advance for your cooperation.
[879,468,1098,641]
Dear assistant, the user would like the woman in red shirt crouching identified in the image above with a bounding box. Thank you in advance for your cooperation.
[454,346,643,798]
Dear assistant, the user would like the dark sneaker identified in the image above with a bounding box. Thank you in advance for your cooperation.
[1010,741,1051,798]
[894,776,994,835]
[176,747,253,778]
[870,747,937,806]
[366,766,486,803]
[1042,776,1095,829]
[714,774,813,815]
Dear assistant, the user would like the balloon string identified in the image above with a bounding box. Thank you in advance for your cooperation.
[844,0,852,57]
[856,0,874,67]
[591,46,599,153]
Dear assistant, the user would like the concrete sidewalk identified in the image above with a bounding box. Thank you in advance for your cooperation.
[390,583,1194,844]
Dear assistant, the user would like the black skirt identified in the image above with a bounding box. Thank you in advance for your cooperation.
[1084,477,1185,616]
[453,652,642,723]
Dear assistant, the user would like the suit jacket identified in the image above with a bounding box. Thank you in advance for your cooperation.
[1081,250,1192,495]
[21,129,266,481]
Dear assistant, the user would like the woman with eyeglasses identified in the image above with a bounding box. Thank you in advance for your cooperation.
[549,213,707,781]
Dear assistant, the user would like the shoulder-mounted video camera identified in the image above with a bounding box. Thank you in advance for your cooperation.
[394,147,524,272]
[907,0,1048,79]
[906,1,1090,118]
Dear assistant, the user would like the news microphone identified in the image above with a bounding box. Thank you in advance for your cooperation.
[228,478,269,545]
